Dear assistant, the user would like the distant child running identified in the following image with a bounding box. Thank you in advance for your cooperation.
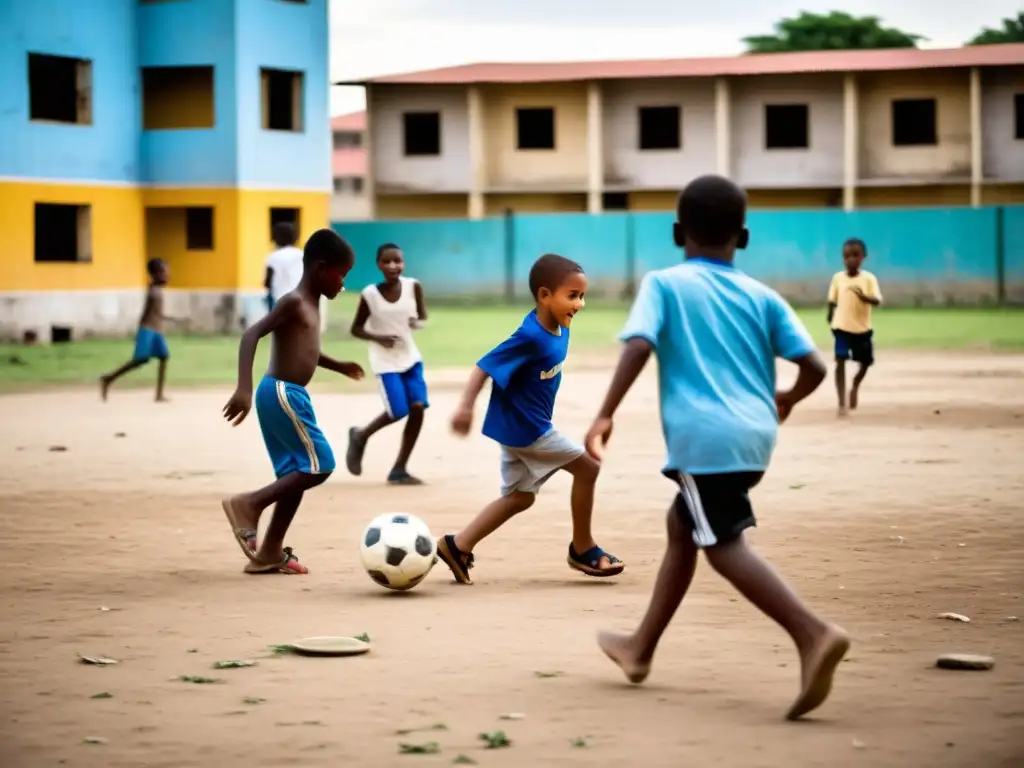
[828,238,882,415]
[345,243,429,485]
[100,258,179,402]
[436,254,624,585]
[221,229,364,575]
[585,175,848,721]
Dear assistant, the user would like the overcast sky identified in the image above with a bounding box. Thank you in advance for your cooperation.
[328,0,1022,115]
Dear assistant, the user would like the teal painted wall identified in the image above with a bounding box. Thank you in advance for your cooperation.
[335,206,1023,305]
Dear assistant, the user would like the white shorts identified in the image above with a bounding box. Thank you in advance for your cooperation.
[499,429,584,496]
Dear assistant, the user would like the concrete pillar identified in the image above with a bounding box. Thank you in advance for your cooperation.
[842,73,858,212]
[586,81,603,214]
[714,78,730,177]
[467,85,485,219]
[969,67,983,208]
[363,85,376,220]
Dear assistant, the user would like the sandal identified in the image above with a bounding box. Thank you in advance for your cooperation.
[567,544,624,577]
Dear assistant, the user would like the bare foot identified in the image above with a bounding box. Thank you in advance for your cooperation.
[156,395,171,403]
[849,387,859,410]
[221,496,260,561]
[597,630,651,684]
[100,377,111,401]
[837,405,847,418]
[244,547,308,574]
[786,624,850,720]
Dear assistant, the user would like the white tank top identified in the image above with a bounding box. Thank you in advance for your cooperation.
[362,277,422,374]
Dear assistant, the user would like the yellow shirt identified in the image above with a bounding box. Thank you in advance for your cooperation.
[828,270,882,334]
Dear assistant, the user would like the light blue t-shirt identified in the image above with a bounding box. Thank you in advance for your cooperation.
[620,257,816,475]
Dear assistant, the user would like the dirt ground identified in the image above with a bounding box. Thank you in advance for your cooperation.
[1,351,1022,768]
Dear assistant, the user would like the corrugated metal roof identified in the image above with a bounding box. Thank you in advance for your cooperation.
[335,44,1024,86]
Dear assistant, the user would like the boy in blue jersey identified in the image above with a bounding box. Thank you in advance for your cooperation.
[221,229,364,575]
[585,175,849,721]
[436,254,624,585]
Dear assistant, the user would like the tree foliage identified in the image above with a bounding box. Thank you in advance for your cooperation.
[744,12,924,53]
[967,13,1024,45]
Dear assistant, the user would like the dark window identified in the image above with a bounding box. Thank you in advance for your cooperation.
[261,68,304,131]
[351,177,364,194]
[270,207,300,239]
[142,66,215,129]
[1014,93,1023,140]
[185,207,214,250]
[28,53,92,124]
[402,112,440,156]
[892,98,937,146]
[602,192,629,211]
[516,107,555,150]
[333,130,362,149]
[764,104,809,149]
[34,203,91,263]
[638,106,680,150]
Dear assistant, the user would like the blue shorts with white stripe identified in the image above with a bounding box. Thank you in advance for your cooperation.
[255,376,335,478]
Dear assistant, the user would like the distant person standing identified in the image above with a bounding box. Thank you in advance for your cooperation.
[264,223,304,312]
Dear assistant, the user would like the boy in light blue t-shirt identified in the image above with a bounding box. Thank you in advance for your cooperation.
[436,254,624,585]
[584,175,849,722]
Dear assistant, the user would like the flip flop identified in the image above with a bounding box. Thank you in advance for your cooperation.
[221,498,259,562]
[289,636,370,657]
[243,547,308,575]
[568,544,625,577]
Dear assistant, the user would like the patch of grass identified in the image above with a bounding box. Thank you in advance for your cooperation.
[1,303,1021,392]
[478,730,511,749]
[398,741,441,754]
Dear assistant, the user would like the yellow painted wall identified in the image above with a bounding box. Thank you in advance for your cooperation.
[236,190,329,290]
[858,69,971,180]
[0,181,146,291]
[481,83,589,189]
[746,188,841,209]
[627,191,676,211]
[142,187,240,290]
[375,194,469,220]
[484,193,587,215]
[857,185,972,208]
[982,184,1024,205]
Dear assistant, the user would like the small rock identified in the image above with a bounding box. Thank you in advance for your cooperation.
[499,713,525,721]
[937,612,970,623]
[48,445,68,452]
[852,738,866,749]
[84,737,108,745]
[114,432,126,438]
[890,536,905,544]
[1004,616,1019,622]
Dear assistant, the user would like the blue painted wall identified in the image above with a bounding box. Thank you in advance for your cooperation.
[235,0,330,190]
[334,206,1024,305]
[137,0,239,185]
[0,0,140,182]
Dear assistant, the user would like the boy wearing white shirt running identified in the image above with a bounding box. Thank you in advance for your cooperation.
[346,243,429,485]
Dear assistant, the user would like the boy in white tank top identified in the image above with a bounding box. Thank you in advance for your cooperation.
[346,243,429,484]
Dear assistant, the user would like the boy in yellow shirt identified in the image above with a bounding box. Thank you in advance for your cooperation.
[827,238,881,416]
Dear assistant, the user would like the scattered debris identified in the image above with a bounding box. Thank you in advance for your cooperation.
[177,675,221,684]
[79,654,118,666]
[852,738,866,749]
[937,612,970,623]
[48,445,68,452]
[395,724,447,736]
[789,484,805,490]
[533,670,561,678]
[213,660,257,669]
[187,648,199,654]
[355,633,371,643]
[571,737,588,748]
[114,432,127,438]
[267,644,297,655]
[243,697,266,705]
[890,536,905,544]
[84,737,108,745]
[479,731,511,749]
[452,756,477,765]
[499,713,525,721]
[90,692,113,700]
[1005,616,1019,622]
[399,742,441,754]
[935,653,994,671]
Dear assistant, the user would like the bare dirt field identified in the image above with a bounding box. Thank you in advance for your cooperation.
[1,351,1022,768]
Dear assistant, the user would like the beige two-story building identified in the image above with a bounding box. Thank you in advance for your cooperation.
[338,44,1024,219]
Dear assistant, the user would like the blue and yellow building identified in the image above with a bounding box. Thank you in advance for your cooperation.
[0,0,331,340]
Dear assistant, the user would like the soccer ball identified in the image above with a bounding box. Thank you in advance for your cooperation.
[359,513,437,591]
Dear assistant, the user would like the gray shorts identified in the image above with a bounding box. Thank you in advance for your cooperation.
[499,428,585,496]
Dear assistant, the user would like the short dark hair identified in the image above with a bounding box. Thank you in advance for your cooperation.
[528,253,584,299]
[376,242,400,259]
[676,175,747,247]
[272,222,298,248]
[146,258,165,277]
[843,237,867,255]
[304,228,354,268]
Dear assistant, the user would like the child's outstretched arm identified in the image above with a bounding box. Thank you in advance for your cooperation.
[775,353,826,422]
[450,366,489,435]
[317,353,364,380]
[350,295,398,347]
[769,292,826,422]
[452,328,534,435]
[585,338,653,460]
[222,294,298,425]
[826,274,838,324]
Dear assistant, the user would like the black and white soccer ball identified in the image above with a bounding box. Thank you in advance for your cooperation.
[359,513,437,591]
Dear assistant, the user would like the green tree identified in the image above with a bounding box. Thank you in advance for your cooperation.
[967,13,1024,45]
[744,11,924,53]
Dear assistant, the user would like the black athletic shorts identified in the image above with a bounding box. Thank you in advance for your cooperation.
[664,470,765,548]
[833,329,874,366]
